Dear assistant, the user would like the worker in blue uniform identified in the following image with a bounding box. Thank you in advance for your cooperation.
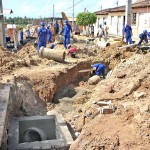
[91,63,106,79]
[26,29,30,38]
[47,26,52,44]
[137,30,148,46]
[148,32,150,39]
[124,24,133,44]
[122,22,125,41]
[54,21,59,34]
[63,20,72,49]
[20,29,23,45]
[37,22,47,54]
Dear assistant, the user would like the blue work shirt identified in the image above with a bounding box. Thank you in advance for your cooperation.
[63,24,72,36]
[139,33,147,40]
[20,30,23,40]
[124,25,132,37]
[38,27,47,42]
[91,63,105,78]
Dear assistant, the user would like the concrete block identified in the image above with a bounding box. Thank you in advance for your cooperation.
[97,107,114,114]
[8,115,73,150]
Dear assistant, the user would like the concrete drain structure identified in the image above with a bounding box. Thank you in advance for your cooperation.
[8,115,73,150]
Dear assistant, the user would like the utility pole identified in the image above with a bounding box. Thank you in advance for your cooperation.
[72,0,74,30]
[0,0,6,47]
[100,5,102,10]
[125,0,132,25]
[116,1,118,7]
[53,4,54,22]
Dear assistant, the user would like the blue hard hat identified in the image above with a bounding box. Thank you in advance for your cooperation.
[143,29,147,34]
[64,20,68,24]
[50,44,55,49]
[40,22,45,26]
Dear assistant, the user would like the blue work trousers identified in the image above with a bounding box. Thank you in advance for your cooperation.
[126,35,133,44]
[47,35,52,43]
[138,38,148,46]
[96,67,105,79]
[37,41,46,55]
[63,35,70,49]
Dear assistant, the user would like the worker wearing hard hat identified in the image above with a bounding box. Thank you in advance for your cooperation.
[124,24,133,45]
[137,30,149,46]
[63,20,72,49]
[37,22,47,54]
[47,26,52,44]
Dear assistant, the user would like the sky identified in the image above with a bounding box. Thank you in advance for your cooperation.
[3,0,137,18]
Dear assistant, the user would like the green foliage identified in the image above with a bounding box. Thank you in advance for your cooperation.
[76,12,97,26]
[5,17,54,26]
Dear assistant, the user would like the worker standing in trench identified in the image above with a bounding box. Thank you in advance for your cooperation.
[63,20,72,49]
[37,22,47,55]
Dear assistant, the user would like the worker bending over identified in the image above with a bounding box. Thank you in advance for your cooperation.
[124,24,133,44]
[137,30,149,46]
[63,20,72,49]
[91,63,106,79]
[47,26,52,44]
[37,22,47,54]
[67,44,77,58]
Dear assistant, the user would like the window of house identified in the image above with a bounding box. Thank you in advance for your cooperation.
[132,13,136,25]
[111,16,114,25]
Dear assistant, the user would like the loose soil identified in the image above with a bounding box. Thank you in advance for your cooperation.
[0,36,149,150]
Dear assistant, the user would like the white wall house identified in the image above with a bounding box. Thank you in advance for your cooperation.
[94,0,150,38]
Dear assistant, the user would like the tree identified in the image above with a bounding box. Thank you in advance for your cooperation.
[76,12,97,35]
[76,12,97,26]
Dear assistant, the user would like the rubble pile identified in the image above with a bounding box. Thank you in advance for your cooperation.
[0,37,149,150]
[66,53,150,150]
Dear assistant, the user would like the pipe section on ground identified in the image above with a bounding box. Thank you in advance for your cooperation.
[94,39,110,48]
[39,46,66,62]
[117,44,137,50]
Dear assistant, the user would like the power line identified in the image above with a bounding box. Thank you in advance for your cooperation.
[55,0,84,15]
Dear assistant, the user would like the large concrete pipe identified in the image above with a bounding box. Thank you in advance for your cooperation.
[117,44,137,50]
[39,47,66,62]
[94,38,110,48]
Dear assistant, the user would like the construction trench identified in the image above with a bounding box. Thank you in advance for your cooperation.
[0,36,150,150]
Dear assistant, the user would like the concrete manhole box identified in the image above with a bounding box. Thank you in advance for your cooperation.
[8,115,73,150]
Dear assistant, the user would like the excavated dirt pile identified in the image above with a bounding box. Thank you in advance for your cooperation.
[77,41,136,70]
[1,38,149,150]
[0,43,36,78]
[68,53,150,150]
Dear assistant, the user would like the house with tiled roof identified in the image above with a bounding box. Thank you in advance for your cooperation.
[94,0,150,38]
